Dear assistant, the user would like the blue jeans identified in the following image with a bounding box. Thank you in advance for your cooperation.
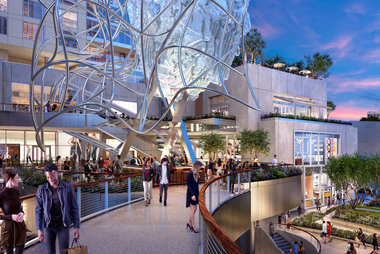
[46,220,69,254]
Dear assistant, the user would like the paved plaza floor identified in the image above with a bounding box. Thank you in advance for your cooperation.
[24,186,374,254]
[25,186,199,254]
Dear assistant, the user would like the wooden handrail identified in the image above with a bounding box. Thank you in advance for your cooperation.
[19,173,142,201]
[199,168,252,254]
[280,223,322,254]
[199,165,299,254]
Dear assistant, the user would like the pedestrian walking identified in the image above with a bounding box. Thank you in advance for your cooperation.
[327,221,332,242]
[142,159,154,206]
[328,196,331,208]
[348,242,357,254]
[216,158,223,177]
[97,156,105,172]
[35,163,80,254]
[0,170,26,254]
[156,157,171,206]
[299,241,305,254]
[372,233,378,253]
[321,221,327,243]
[228,158,236,194]
[277,213,282,225]
[114,155,123,173]
[356,228,366,249]
[186,160,202,233]
[269,222,275,238]
[26,145,32,164]
[292,241,299,254]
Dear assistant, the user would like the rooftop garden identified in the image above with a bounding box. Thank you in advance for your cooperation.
[261,112,352,125]
[360,116,380,121]
[183,112,236,121]
[250,166,302,182]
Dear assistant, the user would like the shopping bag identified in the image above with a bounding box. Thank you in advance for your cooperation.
[64,238,88,254]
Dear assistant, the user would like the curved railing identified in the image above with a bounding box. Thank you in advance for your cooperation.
[199,169,249,254]
[279,223,322,254]
[198,164,300,254]
[18,173,144,248]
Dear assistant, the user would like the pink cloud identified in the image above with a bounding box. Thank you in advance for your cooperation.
[250,11,282,39]
[344,3,366,15]
[362,49,380,63]
[374,35,380,44]
[327,76,380,93]
[321,35,353,50]
[329,106,367,120]
[320,35,354,59]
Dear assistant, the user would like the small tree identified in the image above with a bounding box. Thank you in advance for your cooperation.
[265,55,287,66]
[327,100,336,118]
[289,60,305,70]
[198,132,225,160]
[305,52,333,79]
[232,52,243,67]
[244,28,266,64]
[325,153,380,210]
[240,128,270,161]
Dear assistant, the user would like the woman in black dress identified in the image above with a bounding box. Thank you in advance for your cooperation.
[186,160,203,233]
[0,170,26,254]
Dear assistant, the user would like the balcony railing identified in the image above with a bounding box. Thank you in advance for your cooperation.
[18,173,144,248]
[262,112,352,125]
[199,164,301,254]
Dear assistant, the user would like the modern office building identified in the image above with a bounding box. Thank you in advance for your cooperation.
[186,64,358,208]
[352,111,380,154]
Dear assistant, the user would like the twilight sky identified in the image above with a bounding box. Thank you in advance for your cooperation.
[247,0,380,120]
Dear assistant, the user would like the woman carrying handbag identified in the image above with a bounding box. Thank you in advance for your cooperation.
[186,160,203,233]
[0,170,27,254]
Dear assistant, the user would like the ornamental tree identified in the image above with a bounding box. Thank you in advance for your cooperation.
[325,153,380,209]
[244,28,266,64]
[327,100,336,118]
[198,132,225,160]
[240,128,271,161]
[305,52,333,79]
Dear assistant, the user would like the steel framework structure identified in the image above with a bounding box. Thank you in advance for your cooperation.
[30,0,260,158]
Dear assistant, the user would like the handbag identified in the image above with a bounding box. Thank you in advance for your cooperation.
[64,238,88,254]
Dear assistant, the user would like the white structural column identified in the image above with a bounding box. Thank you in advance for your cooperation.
[159,92,196,163]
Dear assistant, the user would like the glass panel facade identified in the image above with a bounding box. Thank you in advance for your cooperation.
[23,0,43,19]
[12,83,52,105]
[0,16,7,35]
[23,22,43,41]
[0,130,64,163]
[273,98,311,117]
[294,131,339,208]
[59,9,77,28]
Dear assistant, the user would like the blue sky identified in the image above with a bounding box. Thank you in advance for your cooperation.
[248,0,380,120]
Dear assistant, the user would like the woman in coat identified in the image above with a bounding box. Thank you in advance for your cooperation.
[0,170,26,254]
[142,159,154,206]
[186,160,203,233]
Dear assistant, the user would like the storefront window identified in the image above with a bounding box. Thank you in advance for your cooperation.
[295,131,340,208]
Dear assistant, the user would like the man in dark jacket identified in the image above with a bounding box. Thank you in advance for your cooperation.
[35,163,80,254]
[156,157,171,206]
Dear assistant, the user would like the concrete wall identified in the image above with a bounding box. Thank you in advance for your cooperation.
[253,226,283,254]
[251,175,302,222]
[259,118,358,163]
[352,121,380,154]
[212,191,251,242]
[197,64,328,132]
